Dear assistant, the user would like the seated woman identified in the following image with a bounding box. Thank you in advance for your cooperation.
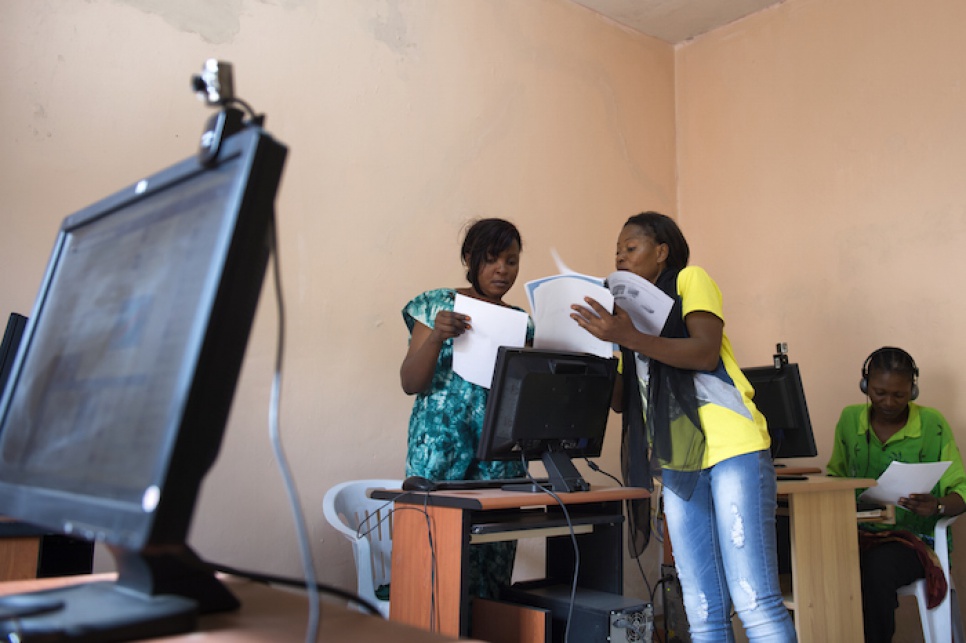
[827,346,966,643]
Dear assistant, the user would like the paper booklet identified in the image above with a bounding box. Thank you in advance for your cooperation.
[605,270,674,337]
[858,460,952,507]
[525,250,614,358]
[523,250,675,358]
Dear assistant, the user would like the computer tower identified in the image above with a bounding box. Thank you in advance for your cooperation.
[661,563,691,643]
[503,581,653,642]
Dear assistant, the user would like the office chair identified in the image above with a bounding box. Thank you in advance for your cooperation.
[897,515,966,643]
[322,479,400,619]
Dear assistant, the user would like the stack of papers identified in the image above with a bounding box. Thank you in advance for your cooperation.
[525,272,614,358]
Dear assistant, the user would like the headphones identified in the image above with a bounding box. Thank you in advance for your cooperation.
[859,346,919,400]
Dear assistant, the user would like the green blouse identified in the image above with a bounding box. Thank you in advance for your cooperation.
[827,402,966,542]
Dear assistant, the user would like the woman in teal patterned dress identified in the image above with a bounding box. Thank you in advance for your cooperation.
[400,218,533,599]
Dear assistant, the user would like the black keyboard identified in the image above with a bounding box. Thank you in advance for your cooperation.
[433,477,550,491]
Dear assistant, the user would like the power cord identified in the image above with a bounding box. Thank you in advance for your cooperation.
[266,218,320,642]
[207,561,382,617]
[583,456,656,599]
[523,455,579,643]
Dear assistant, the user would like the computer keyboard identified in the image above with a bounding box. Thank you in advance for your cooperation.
[432,477,550,491]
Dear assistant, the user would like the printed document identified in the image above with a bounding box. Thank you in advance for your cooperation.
[526,273,614,358]
[523,248,615,357]
[605,270,674,336]
[858,460,951,506]
[451,294,528,388]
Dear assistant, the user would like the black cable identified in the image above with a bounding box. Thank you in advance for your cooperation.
[340,492,439,631]
[523,454,579,643]
[583,456,622,486]
[208,562,383,617]
[584,456,656,599]
[224,96,263,126]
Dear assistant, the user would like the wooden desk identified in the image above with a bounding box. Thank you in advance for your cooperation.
[776,476,875,643]
[0,518,43,581]
[0,574,473,641]
[373,486,648,638]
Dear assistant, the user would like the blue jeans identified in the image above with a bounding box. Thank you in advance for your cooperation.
[663,450,797,643]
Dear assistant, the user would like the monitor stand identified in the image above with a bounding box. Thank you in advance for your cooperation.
[0,544,238,641]
[503,448,591,494]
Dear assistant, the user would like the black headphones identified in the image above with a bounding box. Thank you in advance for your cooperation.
[859,346,919,400]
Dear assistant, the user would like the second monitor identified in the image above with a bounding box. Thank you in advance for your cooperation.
[476,347,617,493]
[742,362,817,461]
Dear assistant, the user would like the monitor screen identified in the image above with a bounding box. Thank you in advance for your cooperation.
[742,363,817,459]
[477,347,617,492]
[0,124,286,640]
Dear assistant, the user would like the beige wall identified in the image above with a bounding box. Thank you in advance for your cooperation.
[677,0,966,630]
[6,0,965,633]
[0,0,674,599]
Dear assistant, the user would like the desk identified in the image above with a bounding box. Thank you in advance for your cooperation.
[0,573,474,642]
[372,486,648,638]
[777,476,875,643]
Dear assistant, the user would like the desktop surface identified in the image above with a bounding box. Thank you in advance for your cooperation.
[373,485,648,511]
[0,574,474,642]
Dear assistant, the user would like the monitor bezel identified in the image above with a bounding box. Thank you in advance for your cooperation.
[742,362,818,459]
[0,125,287,553]
[476,347,617,466]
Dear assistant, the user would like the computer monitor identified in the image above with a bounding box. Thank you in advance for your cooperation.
[0,313,27,401]
[742,363,817,460]
[476,347,617,492]
[0,124,287,640]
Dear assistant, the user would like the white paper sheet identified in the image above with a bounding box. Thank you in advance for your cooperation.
[451,294,528,388]
[526,274,614,357]
[858,460,952,506]
[605,270,674,336]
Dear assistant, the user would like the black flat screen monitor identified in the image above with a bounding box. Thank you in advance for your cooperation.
[476,347,617,492]
[0,125,287,640]
[742,363,817,460]
[0,313,27,400]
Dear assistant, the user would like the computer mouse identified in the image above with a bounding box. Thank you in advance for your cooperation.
[402,475,438,492]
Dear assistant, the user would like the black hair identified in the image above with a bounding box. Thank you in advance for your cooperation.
[864,346,918,381]
[623,211,690,271]
[460,218,522,294]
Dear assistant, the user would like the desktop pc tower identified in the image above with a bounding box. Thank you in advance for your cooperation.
[503,581,653,642]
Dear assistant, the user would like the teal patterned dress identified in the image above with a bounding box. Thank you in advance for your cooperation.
[402,288,533,598]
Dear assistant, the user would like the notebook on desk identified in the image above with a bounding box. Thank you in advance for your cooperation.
[776,498,888,519]
[856,500,886,519]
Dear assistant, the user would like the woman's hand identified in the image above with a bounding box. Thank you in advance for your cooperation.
[573,298,723,372]
[400,312,471,395]
[899,493,940,517]
[570,298,635,346]
[430,310,471,342]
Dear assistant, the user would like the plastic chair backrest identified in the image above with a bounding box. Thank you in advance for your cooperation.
[896,515,964,643]
[322,479,400,619]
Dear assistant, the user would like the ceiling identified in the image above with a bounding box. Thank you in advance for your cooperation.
[569,0,785,44]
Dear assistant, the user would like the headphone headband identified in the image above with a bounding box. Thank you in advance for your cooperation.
[859,346,919,399]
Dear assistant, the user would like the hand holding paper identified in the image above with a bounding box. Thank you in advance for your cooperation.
[605,270,673,336]
[524,249,615,357]
[858,460,951,506]
[451,294,528,388]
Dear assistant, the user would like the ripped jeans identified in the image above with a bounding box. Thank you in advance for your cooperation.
[663,450,797,643]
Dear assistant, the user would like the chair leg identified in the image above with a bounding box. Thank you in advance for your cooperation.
[952,588,966,643]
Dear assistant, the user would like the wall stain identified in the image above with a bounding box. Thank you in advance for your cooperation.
[113,0,311,45]
[368,0,416,57]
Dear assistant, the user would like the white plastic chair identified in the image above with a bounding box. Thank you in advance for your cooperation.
[897,515,966,643]
[322,479,400,619]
